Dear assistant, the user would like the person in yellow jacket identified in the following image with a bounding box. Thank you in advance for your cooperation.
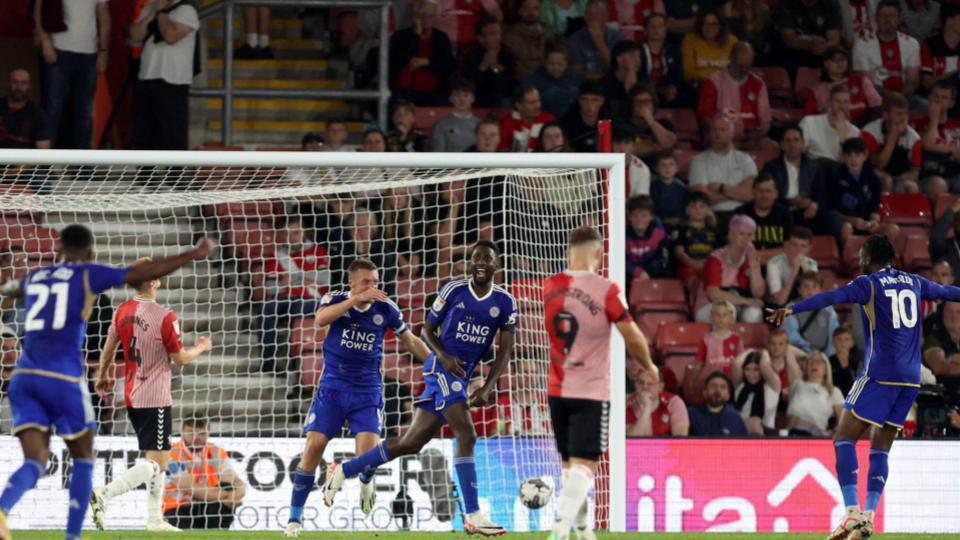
[163,414,246,529]
[681,10,739,84]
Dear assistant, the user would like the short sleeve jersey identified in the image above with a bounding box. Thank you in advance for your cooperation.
[16,263,129,379]
[861,118,923,176]
[319,291,408,392]
[108,297,184,408]
[695,331,743,380]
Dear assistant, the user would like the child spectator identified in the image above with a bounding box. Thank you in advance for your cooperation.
[783,271,840,357]
[430,79,481,153]
[672,191,718,288]
[323,121,357,152]
[767,328,790,394]
[828,138,901,243]
[626,195,670,282]
[386,100,428,152]
[687,301,743,401]
[786,350,844,436]
[613,131,651,196]
[828,326,862,398]
[687,371,749,436]
[861,92,922,189]
[650,152,688,228]
[732,349,781,435]
[766,226,817,307]
[626,368,690,436]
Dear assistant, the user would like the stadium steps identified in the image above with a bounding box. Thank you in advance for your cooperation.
[205,17,305,41]
[178,351,260,377]
[207,39,324,60]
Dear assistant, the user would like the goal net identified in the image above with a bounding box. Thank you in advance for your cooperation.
[0,150,626,533]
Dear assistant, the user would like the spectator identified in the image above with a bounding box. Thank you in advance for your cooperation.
[829,138,898,241]
[732,349,781,434]
[599,41,643,120]
[430,79,481,152]
[435,0,503,49]
[734,173,795,264]
[798,84,862,164]
[922,259,955,333]
[459,15,517,107]
[840,0,880,45]
[539,0,587,37]
[500,83,556,151]
[523,45,586,120]
[34,0,110,149]
[258,219,330,374]
[361,127,388,153]
[861,92,922,189]
[931,201,960,285]
[611,130,651,197]
[767,327,792,401]
[533,121,574,152]
[664,0,720,37]
[783,271,840,356]
[829,326,863,397]
[164,414,246,529]
[900,0,941,43]
[776,0,843,70]
[650,151,689,228]
[721,0,774,59]
[129,0,199,152]
[672,190,718,288]
[389,0,456,107]
[687,371,750,436]
[697,214,767,322]
[0,69,51,150]
[689,117,758,221]
[767,226,818,307]
[626,368,690,436]
[0,247,28,337]
[615,84,678,163]
[690,300,744,390]
[918,79,960,195]
[466,115,502,153]
[386,100,428,152]
[802,47,882,123]
[626,195,670,282]
[561,80,606,152]
[568,0,627,79]
[382,187,425,278]
[785,350,844,435]
[921,3,960,91]
[324,120,357,153]
[235,6,273,59]
[606,0,664,43]
[504,357,551,436]
[921,301,960,397]
[853,0,923,109]
[503,0,548,80]
[698,42,773,152]
[681,10,739,84]
[640,13,688,108]
[300,132,323,152]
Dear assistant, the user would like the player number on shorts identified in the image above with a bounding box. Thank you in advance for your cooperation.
[884,289,918,329]
[553,311,579,355]
[24,282,70,331]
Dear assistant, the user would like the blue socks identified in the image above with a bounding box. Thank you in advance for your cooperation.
[359,471,374,484]
[0,459,45,516]
[288,467,315,524]
[866,449,889,513]
[454,456,479,515]
[834,439,860,508]
[66,458,94,540]
[343,442,391,479]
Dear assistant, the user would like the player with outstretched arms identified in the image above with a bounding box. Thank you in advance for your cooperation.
[324,240,517,536]
[0,225,214,540]
[90,257,215,532]
[767,235,960,540]
[282,258,433,538]
[545,226,657,540]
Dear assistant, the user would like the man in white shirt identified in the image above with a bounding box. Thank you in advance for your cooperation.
[799,84,861,163]
[689,117,758,224]
[34,0,111,149]
[852,0,923,107]
[766,226,818,307]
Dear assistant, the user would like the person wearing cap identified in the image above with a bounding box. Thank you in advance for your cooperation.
[560,80,608,152]
[522,43,586,119]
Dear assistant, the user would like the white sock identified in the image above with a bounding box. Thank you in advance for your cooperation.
[555,464,593,530]
[102,460,158,500]
[246,33,258,48]
[575,499,590,530]
[147,473,165,523]
[258,34,270,48]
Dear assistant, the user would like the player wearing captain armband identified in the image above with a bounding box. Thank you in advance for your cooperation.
[0,225,214,540]
[767,235,960,540]
[544,227,657,540]
[282,258,433,538]
[324,241,517,537]
[90,257,215,533]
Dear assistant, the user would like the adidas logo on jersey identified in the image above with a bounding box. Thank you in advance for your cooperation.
[455,302,466,309]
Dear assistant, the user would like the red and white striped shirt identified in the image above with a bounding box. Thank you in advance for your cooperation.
[544,270,632,401]
[695,330,743,382]
[499,110,556,152]
[697,68,771,134]
[108,297,183,408]
[605,0,664,43]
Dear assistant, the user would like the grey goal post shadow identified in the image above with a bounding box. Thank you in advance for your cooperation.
[0,149,630,532]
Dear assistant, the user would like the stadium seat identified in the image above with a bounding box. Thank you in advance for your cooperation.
[903,234,932,273]
[509,277,544,304]
[656,109,700,148]
[908,110,928,132]
[809,236,841,275]
[224,221,277,268]
[843,236,868,275]
[395,276,440,309]
[770,109,805,123]
[630,278,687,312]
[255,146,301,152]
[291,317,325,357]
[0,184,40,224]
[0,224,59,262]
[216,201,283,225]
[674,149,697,180]
[732,322,770,350]
[655,322,710,362]
[754,67,793,108]
[935,193,960,220]
[300,351,324,389]
[195,145,245,151]
[823,277,853,324]
[794,67,821,102]
[747,150,781,172]
[880,192,933,233]
[664,355,696,390]
[404,307,426,336]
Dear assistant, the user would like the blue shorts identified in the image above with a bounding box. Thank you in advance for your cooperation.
[304,386,383,438]
[844,377,920,429]
[415,353,469,424]
[9,372,96,439]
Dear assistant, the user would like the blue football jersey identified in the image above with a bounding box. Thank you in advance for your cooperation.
[426,279,518,377]
[16,262,129,380]
[319,291,408,392]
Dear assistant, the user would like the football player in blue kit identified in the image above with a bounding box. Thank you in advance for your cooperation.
[0,225,214,540]
[283,258,432,538]
[324,240,518,537]
[768,235,960,540]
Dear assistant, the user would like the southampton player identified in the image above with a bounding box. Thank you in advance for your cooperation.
[282,258,432,538]
[545,227,657,540]
[0,225,214,540]
[90,257,214,532]
[768,235,960,540]
[325,241,517,536]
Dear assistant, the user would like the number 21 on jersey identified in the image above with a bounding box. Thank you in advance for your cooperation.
[884,289,917,329]
[25,282,70,331]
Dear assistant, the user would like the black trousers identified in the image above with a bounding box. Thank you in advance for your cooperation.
[164,501,235,530]
[133,79,189,151]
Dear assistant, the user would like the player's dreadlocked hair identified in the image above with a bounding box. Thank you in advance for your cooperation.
[863,234,897,267]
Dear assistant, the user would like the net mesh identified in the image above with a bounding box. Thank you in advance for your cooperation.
[0,162,612,532]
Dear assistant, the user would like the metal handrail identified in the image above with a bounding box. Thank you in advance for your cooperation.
[192,0,392,145]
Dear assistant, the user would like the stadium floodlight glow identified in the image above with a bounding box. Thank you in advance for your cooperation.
[0,149,627,532]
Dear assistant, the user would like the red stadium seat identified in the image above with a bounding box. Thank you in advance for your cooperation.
[395,276,440,309]
[195,145,245,151]
[754,67,793,108]
[747,150,781,173]
[880,192,933,231]
[732,322,770,350]
[674,149,697,180]
[823,277,853,323]
[809,236,841,274]
[0,224,59,262]
[656,109,700,148]
[770,109,805,123]
[794,67,821,103]
[255,146,301,152]
[630,278,687,311]
[404,308,426,336]
[510,277,544,305]
[908,110,928,132]
[843,236,868,276]
[903,234,932,273]
[655,322,710,362]
[216,201,282,225]
[291,317,325,357]
[935,193,960,220]
[224,222,276,268]
[637,312,688,354]
[300,352,324,389]
[665,355,696,390]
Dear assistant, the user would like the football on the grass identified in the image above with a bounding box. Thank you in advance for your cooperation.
[519,477,552,509]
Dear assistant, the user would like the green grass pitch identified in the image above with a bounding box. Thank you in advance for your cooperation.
[5,533,955,540]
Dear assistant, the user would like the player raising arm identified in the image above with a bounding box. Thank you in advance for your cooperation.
[0,225,213,540]
[283,258,432,538]
[90,257,214,533]
[324,241,517,537]
[767,235,960,540]
[546,226,657,540]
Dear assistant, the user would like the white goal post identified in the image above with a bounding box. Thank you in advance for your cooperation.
[0,149,627,532]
